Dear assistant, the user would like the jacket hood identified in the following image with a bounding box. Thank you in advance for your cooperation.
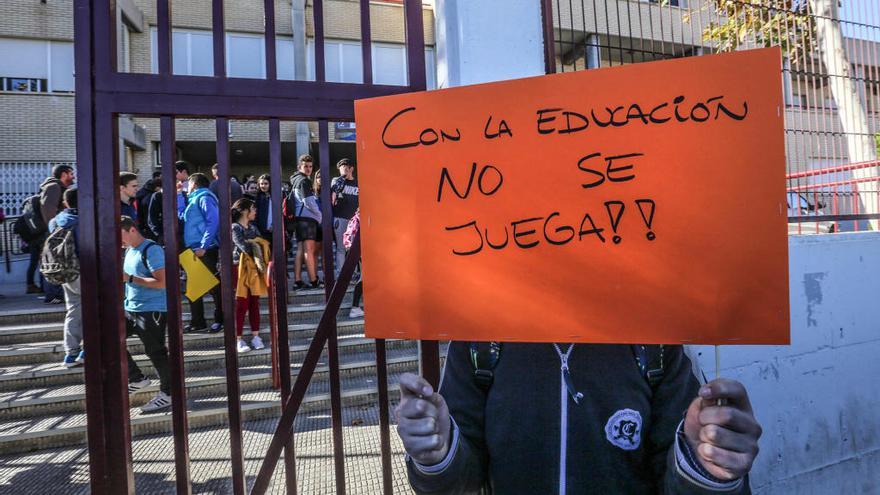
[55,209,79,228]
[188,187,217,203]
[40,177,62,189]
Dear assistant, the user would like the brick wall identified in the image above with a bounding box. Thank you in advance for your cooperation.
[0,0,74,41]
[0,94,76,161]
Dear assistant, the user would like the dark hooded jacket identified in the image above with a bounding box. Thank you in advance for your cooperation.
[406,343,751,495]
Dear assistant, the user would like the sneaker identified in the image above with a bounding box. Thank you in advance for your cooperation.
[128,377,151,393]
[309,280,324,290]
[209,322,223,333]
[250,335,265,350]
[184,324,207,333]
[141,391,172,413]
[26,284,42,294]
[237,340,252,353]
[293,281,306,291]
[349,307,364,318]
[63,354,82,368]
[75,350,85,364]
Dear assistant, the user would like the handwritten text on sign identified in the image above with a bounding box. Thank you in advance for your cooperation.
[354,48,790,345]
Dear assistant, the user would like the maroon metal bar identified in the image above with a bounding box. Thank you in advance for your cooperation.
[268,264,280,390]
[264,0,278,81]
[160,116,193,494]
[250,234,361,495]
[216,118,247,495]
[360,0,374,84]
[269,118,298,493]
[314,0,327,82]
[403,0,427,90]
[541,0,558,74]
[318,119,347,494]
[95,102,135,494]
[212,0,225,77]
[157,0,172,76]
[95,87,395,121]
[419,341,441,389]
[95,73,413,101]
[76,0,112,490]
[375,339,394,495]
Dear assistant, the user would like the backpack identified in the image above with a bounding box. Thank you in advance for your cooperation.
[40,226,79,285]
[468,343,665,392]
[13,194,47,242]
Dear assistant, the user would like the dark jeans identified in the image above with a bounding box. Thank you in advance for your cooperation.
[26,238,42,286]
[43,280,63,302]
[188,247,223,328]
[125,311,171,395]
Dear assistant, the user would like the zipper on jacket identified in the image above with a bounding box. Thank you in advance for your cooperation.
[554,344,582,495]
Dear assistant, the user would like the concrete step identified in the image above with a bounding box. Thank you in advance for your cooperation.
[0,335,414,391]
[0,350,419,421]
[0,286,354,327]
[0,372,410,456]
[0,318,367,366]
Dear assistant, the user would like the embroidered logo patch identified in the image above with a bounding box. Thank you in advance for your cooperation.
[604,408,643,451]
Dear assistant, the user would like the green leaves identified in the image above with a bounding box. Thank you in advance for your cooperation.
[690,0,816,63]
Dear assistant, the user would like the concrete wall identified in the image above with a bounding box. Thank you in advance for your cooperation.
[689,232,880,494]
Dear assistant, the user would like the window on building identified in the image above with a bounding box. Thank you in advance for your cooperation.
[0,38,74,93]
[150,28,296,79]
[306,40,436,89]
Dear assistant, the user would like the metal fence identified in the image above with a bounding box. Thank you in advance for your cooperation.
[549,0,880,233]
[76,0,439,493]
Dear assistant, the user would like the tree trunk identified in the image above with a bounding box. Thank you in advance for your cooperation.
[808,0,878,230]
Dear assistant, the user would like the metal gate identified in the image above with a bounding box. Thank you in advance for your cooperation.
[72,0,477,492]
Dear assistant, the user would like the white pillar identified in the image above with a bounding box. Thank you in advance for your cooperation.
[292,0,311,157]
[434,0,546,88]
[586,34,600,69]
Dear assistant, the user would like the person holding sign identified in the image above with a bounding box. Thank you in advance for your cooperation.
[397,344,761,494]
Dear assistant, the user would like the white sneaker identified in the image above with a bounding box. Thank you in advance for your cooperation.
[251,335,265,350]
[349,307,364,318]
[237,339,252,353]
[141,391,171,413]
[128,377,151,393]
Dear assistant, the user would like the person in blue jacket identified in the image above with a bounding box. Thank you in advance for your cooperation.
[177,172,223,333]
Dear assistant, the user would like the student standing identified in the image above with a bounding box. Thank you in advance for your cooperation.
[230,199,267,353]
[330,158,359,278]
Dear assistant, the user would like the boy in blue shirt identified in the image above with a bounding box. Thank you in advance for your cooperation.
[121,216,172,413]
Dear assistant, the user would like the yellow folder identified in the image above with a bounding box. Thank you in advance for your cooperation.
[179,249,219,301]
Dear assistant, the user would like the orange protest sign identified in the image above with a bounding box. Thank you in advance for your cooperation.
[354,47,790,345]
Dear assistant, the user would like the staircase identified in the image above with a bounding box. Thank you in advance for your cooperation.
[0,284,426,457]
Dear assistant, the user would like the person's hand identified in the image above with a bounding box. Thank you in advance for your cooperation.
[395,373,451,466]
[122,271,130,283]
[194,248,206,257]
[684,379,762,481]
[177,181,184,192]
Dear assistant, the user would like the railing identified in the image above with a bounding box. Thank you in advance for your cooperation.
[0,215,25,274]
[787,160,880,232]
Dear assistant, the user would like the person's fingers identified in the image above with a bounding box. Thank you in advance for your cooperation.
[398,373,434,400]
[699,379,752,413]
[398,397,439,420]
[697,443,755,480]
[699,424,759,454]
[398,416,439,436]
[400,433,445,455]
[683,397,703,446]
[699,405,761,435]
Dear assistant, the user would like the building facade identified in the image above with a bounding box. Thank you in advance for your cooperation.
[0,0,436,215]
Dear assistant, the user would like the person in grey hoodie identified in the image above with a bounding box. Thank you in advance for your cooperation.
[288,154,323,290]
[398,343,762,494]
[47,188,83,368]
